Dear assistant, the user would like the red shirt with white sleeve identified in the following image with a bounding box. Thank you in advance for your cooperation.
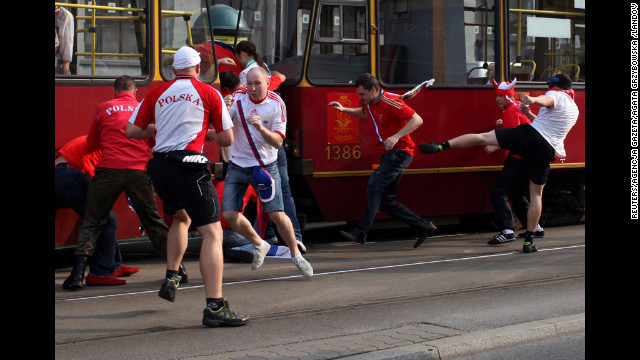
[363,90,417,156]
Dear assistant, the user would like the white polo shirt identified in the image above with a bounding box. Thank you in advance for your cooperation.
[227,89,287,167]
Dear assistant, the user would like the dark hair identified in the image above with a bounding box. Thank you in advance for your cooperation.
[234,40,268,71]
[114,75,135,93]
[546,73,572,90]
[220,70,242,92]
[354,73,380,91]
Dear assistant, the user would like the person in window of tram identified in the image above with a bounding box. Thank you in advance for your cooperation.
[55,5,74,75]
[56,136,136,288]
[234,40,271,87]
[221,67,313,278]
[328,73,438,248]
[418,73,579,253]
[484,78,545,246]
[62,76,174,291]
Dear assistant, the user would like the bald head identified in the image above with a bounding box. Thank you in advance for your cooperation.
[245,67,270,102]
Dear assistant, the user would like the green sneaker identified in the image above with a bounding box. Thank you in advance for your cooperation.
[523,241,538,253]
[202,299,249,327]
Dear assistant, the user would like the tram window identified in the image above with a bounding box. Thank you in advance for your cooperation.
[54,1,149,78]
[378,0,496,86]
[160,0,216,83]
[507,0,585,83]
[307,3,370,85]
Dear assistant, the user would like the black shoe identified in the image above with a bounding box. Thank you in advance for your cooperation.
[418,142,443,154]
[487,232,515,245]
[158,276,181,302]
[339,229,366,244]
[178,263,188,284]
[202,299,249,327]
[518,230,545,238]
[523,241,538,253]
[414,223,437,248]
[62,255,89,291]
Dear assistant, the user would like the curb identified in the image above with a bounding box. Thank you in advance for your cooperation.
[340,313,585,360]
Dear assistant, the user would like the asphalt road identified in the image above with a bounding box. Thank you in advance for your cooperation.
[53,223,585,359]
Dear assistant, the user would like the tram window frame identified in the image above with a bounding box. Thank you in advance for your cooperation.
[54,0,153,86]
[506,0,585,85]
[159,0,218,83]
[307,1,371,86]
[376,0,498,89]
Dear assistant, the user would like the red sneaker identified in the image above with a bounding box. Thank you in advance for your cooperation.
[86,275,126,286]
[112,264,140,277]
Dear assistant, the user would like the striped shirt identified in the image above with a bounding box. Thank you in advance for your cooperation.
[227,89,287,167]
[363,90,417,156]
[129,75,232,153]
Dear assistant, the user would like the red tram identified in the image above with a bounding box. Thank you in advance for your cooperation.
[55,0,585,247]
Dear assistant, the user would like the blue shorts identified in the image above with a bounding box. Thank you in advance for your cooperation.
[222,161,284,213]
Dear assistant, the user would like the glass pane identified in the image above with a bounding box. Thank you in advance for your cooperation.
[507,0,585,83]
[378,0,496,86]
[160,0,214,82]
[308,44,371,84]
[55,0,149,77]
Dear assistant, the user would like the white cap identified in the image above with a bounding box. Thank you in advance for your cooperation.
[172,46,201,70]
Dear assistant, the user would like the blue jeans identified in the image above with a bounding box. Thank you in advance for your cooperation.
[355,149,430,238]
[55,166,122,276]
[264,147,302,242]
[222,160,284,213]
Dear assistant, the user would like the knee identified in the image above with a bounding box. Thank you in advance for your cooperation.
[222,210,238,224]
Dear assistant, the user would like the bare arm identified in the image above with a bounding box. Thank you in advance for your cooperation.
[519,103,537,122]
[384,113,423,151]
[215,128,234,147]
[327,101,367,118]
[125,122,156,140]
[521,94,554,108]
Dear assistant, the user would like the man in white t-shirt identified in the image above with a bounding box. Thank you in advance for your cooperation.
[418,74,579,253]
[222,67,313,278]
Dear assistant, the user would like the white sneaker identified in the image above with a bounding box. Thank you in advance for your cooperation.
[296,240,307,254]
[252,242,271,270]
[292,255,313,278]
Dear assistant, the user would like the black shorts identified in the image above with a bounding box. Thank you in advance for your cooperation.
[494,124,556,185]
[147,151,220,227]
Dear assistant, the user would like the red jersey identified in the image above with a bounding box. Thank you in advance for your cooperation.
[363,90,417,156]
[501,100,531,128]
[87,91,154,170]
[56,136,102,178]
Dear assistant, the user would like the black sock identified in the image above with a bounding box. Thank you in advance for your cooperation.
[165,269,179,280]
[207,298,224,310]
[441,141,451,150]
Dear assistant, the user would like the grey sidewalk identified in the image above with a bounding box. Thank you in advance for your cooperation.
[184,313,584,360]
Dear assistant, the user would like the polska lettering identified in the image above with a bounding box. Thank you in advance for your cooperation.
[158,94,201,107]
[182,155,209,164]
[105,104,136,115]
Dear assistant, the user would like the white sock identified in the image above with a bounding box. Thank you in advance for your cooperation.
[536,224,544,231]
[502,229,514,234]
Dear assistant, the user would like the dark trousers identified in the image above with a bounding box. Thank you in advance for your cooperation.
[77,168,168,257]
[355,149,431,238]
[55,166,121,276]
[264,147,303,241]
[489,154,530,231]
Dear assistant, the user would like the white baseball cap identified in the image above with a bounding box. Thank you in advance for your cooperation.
[172,46,201,70]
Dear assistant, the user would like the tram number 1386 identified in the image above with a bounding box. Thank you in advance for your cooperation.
[325,145,362,161]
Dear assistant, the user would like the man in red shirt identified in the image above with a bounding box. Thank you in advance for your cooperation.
[62,76,175,291]
[328,73,437,247]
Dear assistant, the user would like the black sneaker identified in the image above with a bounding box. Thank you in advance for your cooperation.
[414,222,437,248]
[523,241,538,253]
[418,142,443,154]
[339,229,366,244]
[487,232,515,245]
[178,263,188,284]
[202,299,249,327]
[158,276,181,302]
[518,230,545,238]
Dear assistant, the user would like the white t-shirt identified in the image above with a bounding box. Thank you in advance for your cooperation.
[530,90,579,158]
[227,90,287,167]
